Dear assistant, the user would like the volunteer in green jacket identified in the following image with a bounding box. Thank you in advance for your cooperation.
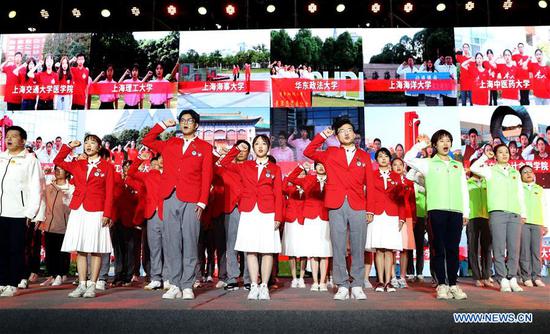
[519,165,548,288]
[466,170,493,288]
[404,131,469,300]
[470,144,527,293]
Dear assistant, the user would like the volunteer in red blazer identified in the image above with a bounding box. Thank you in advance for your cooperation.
[220,135,283,301]
[54,135,114,299]
[286,162,332,292]
[281,176,306,289]
[215,140,251,291]
[127,153,167,291]
[304,118,375,301]
[142,109,213,300]
[365,148,406,293]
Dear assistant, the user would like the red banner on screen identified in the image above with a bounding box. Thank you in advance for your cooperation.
[364,79,456,92]
[0,84,75,95]
[272,78,362,92]
[178,80,270,93]
[88,82,177,95]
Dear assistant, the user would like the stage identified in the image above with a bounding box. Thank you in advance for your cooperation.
[0,277,548,333]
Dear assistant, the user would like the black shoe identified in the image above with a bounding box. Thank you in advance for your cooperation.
[224,282,239,291]
[243,283,251,291]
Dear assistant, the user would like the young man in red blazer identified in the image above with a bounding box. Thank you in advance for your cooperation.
[304,118,375,301]
[142,109,213,300]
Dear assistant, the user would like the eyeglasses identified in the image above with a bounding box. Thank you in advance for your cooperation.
[180,118,196,125]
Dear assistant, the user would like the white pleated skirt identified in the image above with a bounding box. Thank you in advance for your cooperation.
[401,219,416,250]
[365,212,403,251]
[235,205,281,254]
[61,206,113,254]
[282,220,304,257]
[302,217,332,257]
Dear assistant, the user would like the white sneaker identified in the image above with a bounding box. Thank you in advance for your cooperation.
[297,278,306,288]
[523,279,534,287]
[0,285,5,294]
[406,274,415,281]
[509,277,523,292]
[436,284,450,299]
[310,283,319,291]
[290,278,298,288]
[364,279,373,289]
[52,275,63,286]
[83,282,96,298]
[448,285,467,300]
[327,277,334,289]
[390,277,399,288]
[95,280,107,291]
[247,283,260,300]
[144,280,162,291]
[397,278,408,288]
[193,280,202,289]
[0,286,17,297]
[162,286,183,299]
[163,280,171,290]
[181,288,195,300]
[17,279,28,289]
[206,276,213,283]
[416,275,424,282]
[68,284,87,298]
[534,279,546,287]
[258,284,270,300]
[500,278,512,292]
[333,287,350,300]
[215,281,227,289]
[351,286,367,300]
[40,277,54,287]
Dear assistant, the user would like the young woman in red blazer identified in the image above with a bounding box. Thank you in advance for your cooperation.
[54,135,114,298]
[365,148,406,293]
[281,176,306,289]
[391,157,416,289]
[286,162,332,292]
[220,135,283,301]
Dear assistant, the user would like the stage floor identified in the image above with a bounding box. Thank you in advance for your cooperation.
[1,277,549,333]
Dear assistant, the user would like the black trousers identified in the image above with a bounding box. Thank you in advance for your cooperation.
[428,210,463,286]
[44,232,70,277]
[0,217,26,286]
[124,104,139,109]
[489,90,498,106]
[112,224,135,283]
[24,222,42,277]
[6,102,21,111]
[71,104,85,110]
[442,95,457,106]
[406,217,427,276]
[37,99,54,110]
[405,95,419,106]
[99,102,115,109]
[196,224,215,279]
[519,90,530,105]
[150,103,166,109]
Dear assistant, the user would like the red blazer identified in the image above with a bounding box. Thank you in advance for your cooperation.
[282,178,304,224]
[54,144,114,219]
[401,176,416,221]
[303,133,375,211]
[286,166,329,221]
[370,169,406,221]
[220,147,284,222]
[127,159,164,220]
[214,162,243,214]
[142,123,213,206]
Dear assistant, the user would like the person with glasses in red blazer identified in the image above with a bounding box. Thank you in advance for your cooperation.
[304,118,375,301]
[142,109,213,300]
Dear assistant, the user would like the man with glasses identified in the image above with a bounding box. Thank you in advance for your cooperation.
[143,109,213,300]
[304,118,375,301]
[270,131,295,162]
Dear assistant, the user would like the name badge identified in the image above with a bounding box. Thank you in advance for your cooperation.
[192,150,197,156]
[266,172,271,178]
[51,79,55,84]
[94,172,100,177]
[82,74,87,79]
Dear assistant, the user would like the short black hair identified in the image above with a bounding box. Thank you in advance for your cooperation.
[178,109,200,124]
[36,136,43,141]
[517,42,524,48]
[55,136,62,140]
[236,139,251,151]
[431,129,453,147]
[6,126,27,140]
[486,49,494,56]
[332,118,354,133]
[84,134,102,147]
[468,128,478,136]
[373,138,381,144]
[536,137,547,147]
[546,125,550,132]
[106,64,114,70]
[98,147,111,159]
[375,148,391,160]
[519,165,533,174]
[508,141,518,148]
[278,131,288,138]
[493,143,510,155]
[156,62,164,69]
[519,133,529,139]
[267,155,277,164]
[76,53,85,58]
[14,51,22,57]
[132,63,140,71]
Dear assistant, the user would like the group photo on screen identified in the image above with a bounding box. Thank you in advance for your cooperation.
[363,28,457,107]
[454,26,550,107]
